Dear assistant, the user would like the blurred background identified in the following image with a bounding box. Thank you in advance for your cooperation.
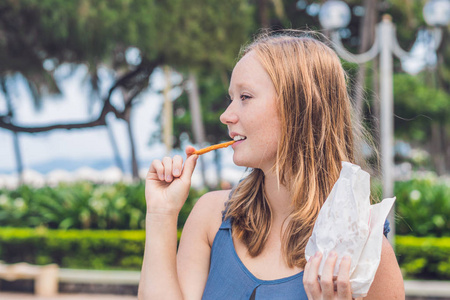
[0,0,449,298]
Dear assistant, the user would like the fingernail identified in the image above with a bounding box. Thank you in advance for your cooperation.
[343,256,351,261]
[173,169,180,176]
[314,252,321,258]
[159,174,164,181]
[166,175,172,181]
[330,251,337,257]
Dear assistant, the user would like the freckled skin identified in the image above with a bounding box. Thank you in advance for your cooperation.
[220,51,282,173]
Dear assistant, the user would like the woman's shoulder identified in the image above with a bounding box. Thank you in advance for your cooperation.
[364,236,405,299]
[188,189,232,246]
[193,189,231,215]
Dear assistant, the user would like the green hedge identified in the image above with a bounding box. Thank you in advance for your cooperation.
[396,235,450,280]
[0,227,149,270]
[1,227,449,279]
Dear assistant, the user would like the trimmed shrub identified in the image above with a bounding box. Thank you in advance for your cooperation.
[0,227,147,270]
[396,235,450,280]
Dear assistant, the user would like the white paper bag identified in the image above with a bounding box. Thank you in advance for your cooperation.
[305,162,395,298]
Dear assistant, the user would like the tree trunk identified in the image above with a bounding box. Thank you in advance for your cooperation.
[258,0,270,28]
[434,44,449,173]
[1,79,24,184]
[270,0,285,21]
[353,0,378,125]
[124,109,140,181]
[105,118,125,174]
[444,124,450,173]
[214,150,222,189]
[119,83,140,181]
[186,72,207,187]
[163,66,173,155]
[430,123,445,175]
[367,1,381,172]
[11,131,24,185]
[115,65,156,181]
[372,59,381,154]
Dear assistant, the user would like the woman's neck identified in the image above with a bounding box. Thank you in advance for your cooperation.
[263,170,292,224]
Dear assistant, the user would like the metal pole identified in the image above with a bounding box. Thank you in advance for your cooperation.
[379,15,395,245]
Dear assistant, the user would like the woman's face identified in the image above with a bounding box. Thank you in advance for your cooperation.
[220,50,281,173]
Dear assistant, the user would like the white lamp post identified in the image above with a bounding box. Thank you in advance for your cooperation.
[318,0,450,245]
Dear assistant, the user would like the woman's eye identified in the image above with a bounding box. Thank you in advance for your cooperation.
[240,94,251,101]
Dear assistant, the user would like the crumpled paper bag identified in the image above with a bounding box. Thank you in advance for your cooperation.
[305,161,395,298]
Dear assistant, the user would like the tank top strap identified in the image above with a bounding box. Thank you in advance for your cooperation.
[383,218,391,238]
[219,217,232,229]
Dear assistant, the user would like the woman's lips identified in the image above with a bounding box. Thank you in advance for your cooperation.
[232,139,245,148]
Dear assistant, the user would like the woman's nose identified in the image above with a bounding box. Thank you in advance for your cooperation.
[220,105,238,125]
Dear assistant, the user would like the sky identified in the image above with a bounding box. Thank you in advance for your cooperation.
[0,64,160,171]
[0,64,245,185]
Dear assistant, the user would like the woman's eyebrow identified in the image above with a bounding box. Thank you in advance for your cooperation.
[229,83,255,95]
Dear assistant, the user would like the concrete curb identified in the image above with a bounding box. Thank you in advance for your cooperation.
[59,269,140,285]
[404,280,450,298]
[2,268,449,298]
[58,269,450,297]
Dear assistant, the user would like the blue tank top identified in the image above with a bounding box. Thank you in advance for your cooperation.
[202,212,391,300]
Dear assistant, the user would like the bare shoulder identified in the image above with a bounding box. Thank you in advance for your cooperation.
[184,189,231,246]
[365,236,405,299]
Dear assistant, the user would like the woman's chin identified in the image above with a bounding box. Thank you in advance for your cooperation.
[233,153,275,172]
[232,156,256,169]
[232,159,246,167]
[232,155,248,168]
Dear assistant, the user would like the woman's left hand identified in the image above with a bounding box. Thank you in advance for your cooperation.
[303,251,354,300]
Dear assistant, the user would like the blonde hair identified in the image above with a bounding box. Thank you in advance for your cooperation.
[225,30,365,268]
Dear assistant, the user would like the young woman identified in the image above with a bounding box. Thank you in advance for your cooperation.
[138,31,405,299]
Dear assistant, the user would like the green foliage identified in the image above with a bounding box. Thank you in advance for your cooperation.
[157,0,254,72]
[0,0,254,71]
[0,227,148,269]
[394,176,450,237]
[393,73,450,142]
[0,0,158,69]
[396,235,450,280]
[0,182,205,230]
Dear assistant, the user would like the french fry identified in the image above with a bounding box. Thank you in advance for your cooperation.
[193,140,236,155]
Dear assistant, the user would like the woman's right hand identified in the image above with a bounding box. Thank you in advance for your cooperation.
[303,251,353,300]
[145,146,198,216]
